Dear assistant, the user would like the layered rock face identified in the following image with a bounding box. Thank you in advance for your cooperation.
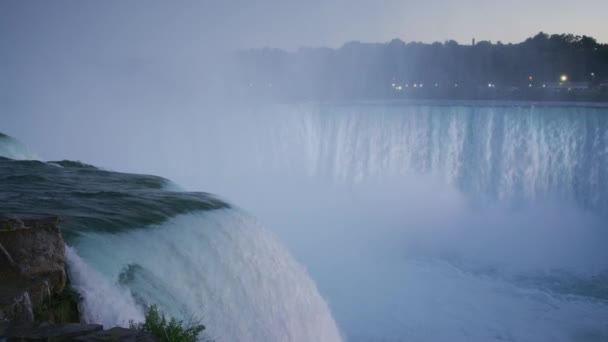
[0,216,72,324]
[0,216,158,341]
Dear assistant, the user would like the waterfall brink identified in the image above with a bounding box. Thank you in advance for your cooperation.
[150,103,607,342]
[185,104,607,214]
[0,144,342,342]
[3,102,608,342]
[0,133,38,160]
[67,211,343,342]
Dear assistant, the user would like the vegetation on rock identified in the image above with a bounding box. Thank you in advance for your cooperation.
[129,305,205,342]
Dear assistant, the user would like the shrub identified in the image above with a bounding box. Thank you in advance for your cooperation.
[129,305,205,342]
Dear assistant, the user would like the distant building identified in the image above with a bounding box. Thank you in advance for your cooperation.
[472,38,476,46]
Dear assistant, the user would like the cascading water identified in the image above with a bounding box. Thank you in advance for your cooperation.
[3,102,608,341]
[118,102,606,341]
[67,211,341,342]
[173,103,607,212]
[0,139,343,342]
[0,132,38,161]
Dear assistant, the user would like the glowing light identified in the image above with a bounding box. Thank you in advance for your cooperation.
[435,83,438,87]
[560,74,568,82]
[529,84,532,87]
[413,84,418,88]
[420,84,424,88]
[529,76,533,81]
[391,83,396,87]
[542,84,546,88]
[395,85,403,91]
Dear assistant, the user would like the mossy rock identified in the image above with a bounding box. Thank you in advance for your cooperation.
[34,277,80,324]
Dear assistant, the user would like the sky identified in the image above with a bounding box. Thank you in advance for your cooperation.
[1,0,607,53]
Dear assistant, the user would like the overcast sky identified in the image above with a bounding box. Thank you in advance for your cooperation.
[2,0,607,53]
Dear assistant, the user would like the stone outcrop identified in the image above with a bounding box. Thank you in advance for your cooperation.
[0,216,158,342]
[0,216,73,324]
[6,323,103,342]
[73,327,159,342]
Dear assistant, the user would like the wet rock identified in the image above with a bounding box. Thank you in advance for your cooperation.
[6,323,102,342]
[0,292,34,324]
[73,327,159,342]
[0,216,71,324]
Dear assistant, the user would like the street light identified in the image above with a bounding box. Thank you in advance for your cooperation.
[560,74,568,82]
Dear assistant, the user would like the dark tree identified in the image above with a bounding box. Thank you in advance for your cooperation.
[233,33,608,102]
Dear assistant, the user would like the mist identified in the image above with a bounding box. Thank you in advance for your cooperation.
[7,101,608,340]
[2,1,608,341]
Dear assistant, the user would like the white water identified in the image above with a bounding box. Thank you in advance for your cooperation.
[66,210,342,342]
[66,246,144,326]
[167,104,608,211]
[338,259,608,342]
[121,103,606,341]
[0,134,38,160]
[7,103,608,341]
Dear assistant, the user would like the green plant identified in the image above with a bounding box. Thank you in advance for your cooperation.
[129,305,205,342]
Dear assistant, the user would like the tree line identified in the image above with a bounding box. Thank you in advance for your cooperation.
[234,32,608,101]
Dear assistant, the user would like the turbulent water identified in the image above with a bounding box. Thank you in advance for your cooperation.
[0,137,342,341]
[0,132,37,161]
[2,101,608,341]
[184,102,608,211]
[188,102,608,342]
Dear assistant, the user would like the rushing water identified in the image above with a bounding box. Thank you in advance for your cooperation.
[0,139,342,341]
[187,102,608,342]
[2,102,608,341]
